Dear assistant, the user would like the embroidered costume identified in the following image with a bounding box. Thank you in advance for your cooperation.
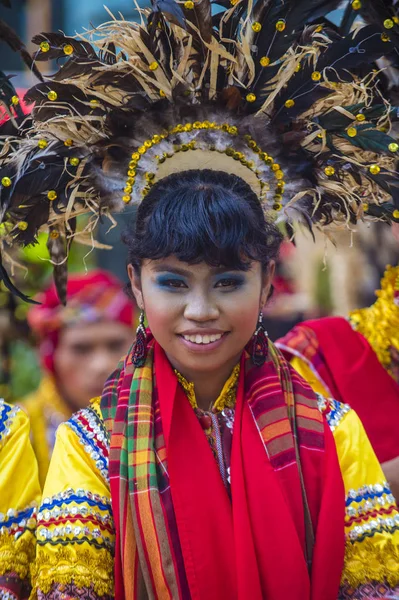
[30,337,399,600]
[0,399,41,599]
[22,270,136,486]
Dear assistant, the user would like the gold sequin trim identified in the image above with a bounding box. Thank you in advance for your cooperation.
[0,531,36,581]
[349,265,399,376]
[32,546,114,597]
[342,539,399,588]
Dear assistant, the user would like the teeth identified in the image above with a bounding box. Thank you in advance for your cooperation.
[182,333,223,345]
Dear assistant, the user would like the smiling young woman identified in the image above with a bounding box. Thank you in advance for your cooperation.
[32,170,399,600]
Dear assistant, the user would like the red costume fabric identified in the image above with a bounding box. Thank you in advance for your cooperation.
[277,316,399,464]
[101,337,345,600]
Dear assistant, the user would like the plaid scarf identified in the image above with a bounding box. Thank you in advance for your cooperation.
[101,335,345,600]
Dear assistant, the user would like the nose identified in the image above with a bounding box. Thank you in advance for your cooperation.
[183,293,219,323]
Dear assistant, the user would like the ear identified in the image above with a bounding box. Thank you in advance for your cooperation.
[127,264,144,310]
[260,260,275,310]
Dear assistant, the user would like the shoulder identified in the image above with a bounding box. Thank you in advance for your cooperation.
[277,316,349,355]
[317,395,351,431]
[57,401,110,484]
[0,399,29,447]
[276,321,320,355]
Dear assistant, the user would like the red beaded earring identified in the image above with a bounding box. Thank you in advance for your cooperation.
[132,310,147,367]
[251,311,269,366]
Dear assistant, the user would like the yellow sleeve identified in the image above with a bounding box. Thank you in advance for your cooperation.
[319,397,399,596]
[0,400,41,597]
[31,401,114,599]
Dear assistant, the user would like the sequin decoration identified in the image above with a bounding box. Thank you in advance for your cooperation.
[317,395,350,430]
[65,408,109,483]
[0,400,19,447]
[345,481,399,543]
[122,120,287,206]
[0,503,37,539]
[37,487,114,551]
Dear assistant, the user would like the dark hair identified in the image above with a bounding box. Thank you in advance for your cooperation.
[123,169,283,275]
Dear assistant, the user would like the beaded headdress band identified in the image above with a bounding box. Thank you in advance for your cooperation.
[121,120,285,208]
[1,0,399,302]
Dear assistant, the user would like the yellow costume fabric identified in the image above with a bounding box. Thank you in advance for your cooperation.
[32,391,399,598]
[32,398,114,598]
[291,355,330,397]
[0,399,41,599]
[21,375,71,488]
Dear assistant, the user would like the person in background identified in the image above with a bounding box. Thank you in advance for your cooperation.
[22,269,135,486]
[277,263,399,501]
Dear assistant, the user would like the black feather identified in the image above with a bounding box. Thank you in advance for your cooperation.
[272,26,394,123]
[32,32,97,62]
[0,71,24,119]
[250,0,342,100]
[339,124,396,154]
[0,19,43,81]
[0,253,39,303]
[152,0,186,28]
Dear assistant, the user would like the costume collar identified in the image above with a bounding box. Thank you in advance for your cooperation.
[174,363,240,411]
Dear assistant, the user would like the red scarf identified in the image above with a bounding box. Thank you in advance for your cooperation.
[278,316,399,464]
[102,338,345,600]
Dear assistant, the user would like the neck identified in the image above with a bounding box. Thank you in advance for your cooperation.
[169,353,241,411]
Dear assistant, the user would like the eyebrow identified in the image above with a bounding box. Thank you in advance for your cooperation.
[151,264,241,277]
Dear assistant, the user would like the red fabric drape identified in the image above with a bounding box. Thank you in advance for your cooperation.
[156,344,344,600]
[302,317,399,464]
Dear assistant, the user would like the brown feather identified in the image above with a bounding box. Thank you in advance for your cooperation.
[47,227,68,305]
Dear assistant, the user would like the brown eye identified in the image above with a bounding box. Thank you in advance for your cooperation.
[156,276,187,288]
[215,278,244,288]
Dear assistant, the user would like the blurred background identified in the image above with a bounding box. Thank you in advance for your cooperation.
[0,0,398,401]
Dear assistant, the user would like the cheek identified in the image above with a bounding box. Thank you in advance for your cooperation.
[54,350,85,386]
[225,294,259,340]
[143,286,183,340]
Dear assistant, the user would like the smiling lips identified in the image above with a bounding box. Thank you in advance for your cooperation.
[181,333,225,345]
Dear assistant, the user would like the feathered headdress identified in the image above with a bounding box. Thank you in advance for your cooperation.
[1,0,399,302]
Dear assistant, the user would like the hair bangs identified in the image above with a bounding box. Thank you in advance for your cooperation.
[124,170,282,273]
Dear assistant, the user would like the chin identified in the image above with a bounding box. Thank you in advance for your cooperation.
[173,350,237,374]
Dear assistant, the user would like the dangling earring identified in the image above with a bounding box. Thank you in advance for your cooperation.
[251,311,269,366]
[132,309,147,367]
